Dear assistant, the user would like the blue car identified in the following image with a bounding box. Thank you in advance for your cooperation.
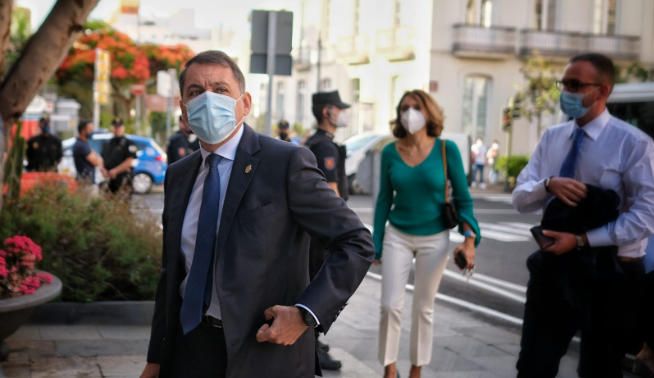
[60,133,167,194]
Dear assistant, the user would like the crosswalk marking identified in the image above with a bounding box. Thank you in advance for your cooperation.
[365,221,535,244]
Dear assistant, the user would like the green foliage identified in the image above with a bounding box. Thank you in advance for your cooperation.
[0,185,162,302]
[496,155,529,178]
[618,62,652,83]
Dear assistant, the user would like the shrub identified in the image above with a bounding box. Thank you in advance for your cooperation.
[0,184,161,302]
[496,155,530,178]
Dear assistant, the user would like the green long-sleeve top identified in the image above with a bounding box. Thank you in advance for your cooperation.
[373,139,481,259]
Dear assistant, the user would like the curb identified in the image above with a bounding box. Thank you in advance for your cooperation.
[29,301,154,325]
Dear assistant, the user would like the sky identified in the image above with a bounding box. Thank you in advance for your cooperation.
[16,0,298,34]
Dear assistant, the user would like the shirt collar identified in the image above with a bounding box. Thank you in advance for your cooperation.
[569,109,611,141]
[199,125,244,164]
[316,128,335,140]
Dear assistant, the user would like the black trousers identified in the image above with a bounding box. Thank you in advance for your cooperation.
[517,250,645,378]
[171,322,227,378]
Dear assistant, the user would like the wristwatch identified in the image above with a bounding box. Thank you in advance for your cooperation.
[544,177,552,192]
[575,234,587,250]
[296,306,318,328]
[463,230,475,239]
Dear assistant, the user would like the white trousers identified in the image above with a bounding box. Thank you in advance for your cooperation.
[378,225,450,367]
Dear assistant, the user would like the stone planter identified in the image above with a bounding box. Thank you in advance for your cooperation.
[0,272,62,361]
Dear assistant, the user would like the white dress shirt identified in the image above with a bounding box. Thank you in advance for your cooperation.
[179,126,244,319]
[512,109,654,257]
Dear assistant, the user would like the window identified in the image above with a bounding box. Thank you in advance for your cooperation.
[534,0,557,31]
[462,75,491,140]
[593,0,618,34]
[275,82,285,120]
[320,78,332,90]
[296,80,306,125]
[351,78,360,103]
[466,0,493,27]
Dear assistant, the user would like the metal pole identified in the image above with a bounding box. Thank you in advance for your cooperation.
[316,36,322,90]
[265,11,277,137]
[93,48,100,128]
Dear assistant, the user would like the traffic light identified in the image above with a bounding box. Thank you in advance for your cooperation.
[502,107,512,131]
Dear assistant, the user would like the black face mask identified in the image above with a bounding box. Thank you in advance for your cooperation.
[279,131,289,140]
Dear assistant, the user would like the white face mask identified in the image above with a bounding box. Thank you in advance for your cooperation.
[401,108,426,134]
[328,108,348,128]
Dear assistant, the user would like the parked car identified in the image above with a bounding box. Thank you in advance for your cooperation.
[59,133,167,194]
[344,131,471,195]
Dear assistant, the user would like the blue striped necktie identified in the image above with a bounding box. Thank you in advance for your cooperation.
[559,127,585,178]
[180,153,222,335]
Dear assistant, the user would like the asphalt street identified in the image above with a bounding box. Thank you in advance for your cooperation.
[132,188,539,326]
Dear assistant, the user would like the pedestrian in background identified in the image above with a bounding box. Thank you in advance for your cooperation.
[167,115,198,165]
[26,116,62,172]
[373,89,480,378]
[512,53,654,378]
[470,138,487,189]
[72,120,103,186]
[101,118,137,197]
[303,90,352,371]
[486,140,500,185]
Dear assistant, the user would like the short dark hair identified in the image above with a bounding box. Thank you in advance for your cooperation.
[179,50,246,95]
[312,104,329,123]
[77,120,91,134]
[570,53,616,86]
[392,90,444,139]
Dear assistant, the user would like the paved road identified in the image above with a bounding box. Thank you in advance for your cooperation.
[133,188,538,324]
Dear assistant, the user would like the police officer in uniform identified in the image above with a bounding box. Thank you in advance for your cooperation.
[26,116,62,172]
[102,118,137,196]
[167,115,199,165]
[304,90,351,371]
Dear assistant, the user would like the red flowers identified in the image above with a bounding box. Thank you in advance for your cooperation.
[0,236,52,298]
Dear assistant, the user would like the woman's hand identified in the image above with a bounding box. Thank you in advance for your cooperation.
[372,259,382,266]
[452,240,475,271]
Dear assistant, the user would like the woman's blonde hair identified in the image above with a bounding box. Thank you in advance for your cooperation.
[391,89,444,139]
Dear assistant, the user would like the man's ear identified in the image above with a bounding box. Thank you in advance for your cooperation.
[242,92,252,116]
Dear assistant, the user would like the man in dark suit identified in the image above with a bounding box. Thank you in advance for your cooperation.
[140,50,373,378]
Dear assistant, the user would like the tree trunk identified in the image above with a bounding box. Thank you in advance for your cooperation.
[0,0,97,211]
[0,0,12,79]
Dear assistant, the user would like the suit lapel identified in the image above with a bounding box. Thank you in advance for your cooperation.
[216,125,260,251]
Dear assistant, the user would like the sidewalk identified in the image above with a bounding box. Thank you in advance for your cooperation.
[0,275,581,378]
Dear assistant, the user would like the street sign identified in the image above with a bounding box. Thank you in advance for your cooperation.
[249,10,293,76]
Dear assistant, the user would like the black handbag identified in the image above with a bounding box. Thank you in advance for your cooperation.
[441,140,459,229]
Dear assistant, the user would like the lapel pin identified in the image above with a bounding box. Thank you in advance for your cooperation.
[244,164,252,174]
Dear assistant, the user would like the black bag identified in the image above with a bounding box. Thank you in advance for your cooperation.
[441,140,459,229]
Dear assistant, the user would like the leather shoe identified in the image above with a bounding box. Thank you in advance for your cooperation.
[317,348,342,371]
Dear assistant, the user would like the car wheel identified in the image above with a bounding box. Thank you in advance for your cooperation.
[132,173,153,194]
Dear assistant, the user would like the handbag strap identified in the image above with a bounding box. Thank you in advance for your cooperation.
[441,139,450,204]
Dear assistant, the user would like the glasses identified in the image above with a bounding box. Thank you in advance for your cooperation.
[556,79,601,92]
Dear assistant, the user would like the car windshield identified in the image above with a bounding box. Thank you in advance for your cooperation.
[345,134,379,153]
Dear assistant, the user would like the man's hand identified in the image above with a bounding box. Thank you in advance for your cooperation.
[256,305,309,346]
[547,177,587,207]
[140,363,160,378]
[541,230,577,255]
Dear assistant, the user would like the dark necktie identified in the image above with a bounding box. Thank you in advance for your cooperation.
[559,127,585,178]
[180,154,222,335]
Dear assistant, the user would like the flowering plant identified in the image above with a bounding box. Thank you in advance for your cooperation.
[0,236,52,298]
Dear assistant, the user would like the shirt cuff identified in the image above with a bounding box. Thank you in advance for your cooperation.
[295,303,320,327]
[586,225,613,247]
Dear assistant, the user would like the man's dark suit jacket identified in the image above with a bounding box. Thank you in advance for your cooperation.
[146,125,374,377]
[527,185,621,304]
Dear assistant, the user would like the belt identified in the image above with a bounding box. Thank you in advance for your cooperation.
[202,315,223,328]
[617,256,643,264]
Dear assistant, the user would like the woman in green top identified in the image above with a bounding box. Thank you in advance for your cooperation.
[374,90,481,378]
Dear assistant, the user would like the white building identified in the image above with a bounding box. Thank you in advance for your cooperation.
[255,0,654,155]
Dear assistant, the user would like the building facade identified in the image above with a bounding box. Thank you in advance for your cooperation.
[254,0,654,154]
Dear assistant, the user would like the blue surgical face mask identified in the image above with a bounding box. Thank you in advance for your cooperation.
[560,90,592,119]
[186,91,243,144]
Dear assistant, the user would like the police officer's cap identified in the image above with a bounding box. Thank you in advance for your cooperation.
[111,117,124,127]
[311,91,350,109]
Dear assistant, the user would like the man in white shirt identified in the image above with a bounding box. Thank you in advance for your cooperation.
[513,53,654,378]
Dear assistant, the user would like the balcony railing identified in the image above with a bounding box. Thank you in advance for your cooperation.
[335,35,370,65]
[452,24,517,60]
[376,27,415,62]
[520,30,640,60]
